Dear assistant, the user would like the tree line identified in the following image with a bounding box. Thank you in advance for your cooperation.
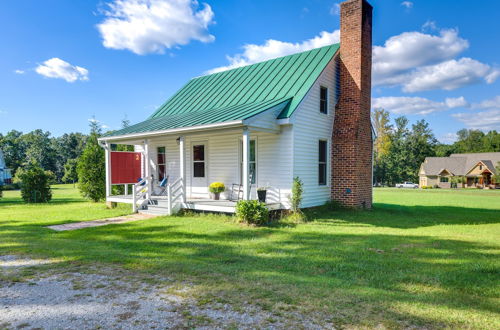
[373,109,500,186]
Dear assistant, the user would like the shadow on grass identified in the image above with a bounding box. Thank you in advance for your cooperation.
[1,215,499,327]
[306,203,500,229]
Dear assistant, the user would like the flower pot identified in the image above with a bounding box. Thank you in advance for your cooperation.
[257,190,267,203]
[213,192,220,200]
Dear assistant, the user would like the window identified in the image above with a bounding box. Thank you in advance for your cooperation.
[157,147,166,181]
[320,86,328,114]
[318,140,327,185]
[193,145,205,178]
[479,165,483,170]
[440,177,449,183]
[240,140,256,184]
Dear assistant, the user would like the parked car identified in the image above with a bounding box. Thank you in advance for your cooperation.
[396,182,419,188]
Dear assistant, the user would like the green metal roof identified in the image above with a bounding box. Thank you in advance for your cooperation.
[107,44,339,137]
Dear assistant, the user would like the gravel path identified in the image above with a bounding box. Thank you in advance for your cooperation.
[0,255,328,329]
[47,213,156,231]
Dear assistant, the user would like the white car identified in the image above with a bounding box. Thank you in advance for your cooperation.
[396,182,419,188]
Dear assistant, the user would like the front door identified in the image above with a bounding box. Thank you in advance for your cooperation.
[191,142,208,197]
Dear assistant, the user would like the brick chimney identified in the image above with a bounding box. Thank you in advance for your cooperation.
[331,0,373,208]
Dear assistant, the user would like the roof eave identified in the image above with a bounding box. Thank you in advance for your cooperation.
[98,120,244,143]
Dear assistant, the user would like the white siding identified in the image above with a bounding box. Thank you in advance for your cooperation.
[291,56,338,208]
[138,128,292,206]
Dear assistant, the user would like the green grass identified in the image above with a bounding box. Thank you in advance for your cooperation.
[1,185,499,328]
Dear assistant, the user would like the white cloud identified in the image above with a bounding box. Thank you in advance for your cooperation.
[453,110,500,131]
[330,3,340,16]
[35,58,89,82]
[207,30,340,74]
[453,95,500,131]
[373,29,469,86]
[401,1,413,9]
[97,0,215,55]
[14,69,25,74]
[422,20,438,31]
[372,96,468,115]
[440,132,458,144]
[473,95,500,110]
[402,58,500,92]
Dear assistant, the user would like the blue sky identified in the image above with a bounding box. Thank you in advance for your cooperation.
[1,0,499,143]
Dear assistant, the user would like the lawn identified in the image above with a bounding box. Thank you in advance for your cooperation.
[1,185,499,328]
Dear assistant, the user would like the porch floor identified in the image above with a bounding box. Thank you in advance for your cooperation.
[106,195,282,214]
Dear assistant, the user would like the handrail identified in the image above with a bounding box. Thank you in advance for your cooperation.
[132,179,148,212]
[166,177,184,214]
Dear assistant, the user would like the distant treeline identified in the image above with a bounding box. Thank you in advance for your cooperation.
[373,109,500,186]
[1,113,499,186]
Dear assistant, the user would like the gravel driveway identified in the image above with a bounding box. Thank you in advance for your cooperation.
[0,255,328,329]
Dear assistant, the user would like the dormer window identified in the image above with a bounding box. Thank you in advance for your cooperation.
[320,86,328,114]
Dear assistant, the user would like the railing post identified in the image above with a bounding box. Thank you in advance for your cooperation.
[132,185,137,213]
[179,136,186,203]
[167,184,172,215]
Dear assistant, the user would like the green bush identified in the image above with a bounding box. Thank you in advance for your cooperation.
[290,176,303,213]
[14,163,52,203]
[235,200,269,225]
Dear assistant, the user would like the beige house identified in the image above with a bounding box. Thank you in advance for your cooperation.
[419,153,500,189]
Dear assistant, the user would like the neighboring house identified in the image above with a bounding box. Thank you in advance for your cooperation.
[98,0,373,214]
[419,153,500,189]
[0,149,12,186]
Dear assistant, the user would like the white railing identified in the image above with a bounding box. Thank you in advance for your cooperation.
[166,177,184,215]
[132,178,149,213]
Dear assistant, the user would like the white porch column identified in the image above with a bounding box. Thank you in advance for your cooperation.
[104,142,111,197]
[242,128,250,200]
[144,139,151,199]
[179,136,186,203]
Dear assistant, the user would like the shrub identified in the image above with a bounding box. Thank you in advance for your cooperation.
[77,132,105,202]
[235,200,269,225]
[290,176,303,213]
[209,182,225,194]
[15,163,52,203]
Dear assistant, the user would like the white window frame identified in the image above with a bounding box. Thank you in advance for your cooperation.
[320,86,328,114]
[318,139,328,186]
[239,138,257,186]
[157,146,166,182]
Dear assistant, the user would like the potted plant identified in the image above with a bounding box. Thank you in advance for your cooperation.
[209,182,225,200]
[257,186,268,203]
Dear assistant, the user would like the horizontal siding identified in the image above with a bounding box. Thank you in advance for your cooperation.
[292,56,338,208]
[139,128,292,206]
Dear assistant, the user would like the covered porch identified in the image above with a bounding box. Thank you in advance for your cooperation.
[99,123,291,215]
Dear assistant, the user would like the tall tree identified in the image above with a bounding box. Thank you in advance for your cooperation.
[0,130,26,176]
[20,129,57,173]
[407,120,437,181]
[372,109,392,185]
[77,124,105,202]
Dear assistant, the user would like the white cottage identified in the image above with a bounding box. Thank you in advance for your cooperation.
[99,0,374,214]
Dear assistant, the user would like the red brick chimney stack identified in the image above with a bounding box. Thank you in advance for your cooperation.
[331,0,373,208]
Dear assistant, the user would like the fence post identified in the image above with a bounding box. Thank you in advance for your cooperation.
[167,184,172,215]
[132,186,137,213]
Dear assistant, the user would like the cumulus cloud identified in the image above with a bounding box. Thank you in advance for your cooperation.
[402,58,500,92]
[373,28,500,92]
[14,69,25,74]
[401,1,413,9]
[35,58,89,82]
[452,95,500,131]
[372,96,468,115]
[373,29,469,86]
[97,0,215,55]
[207,30,340,74]
[453,110,500,131]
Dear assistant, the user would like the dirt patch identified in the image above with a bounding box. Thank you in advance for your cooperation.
[0,255,330,329]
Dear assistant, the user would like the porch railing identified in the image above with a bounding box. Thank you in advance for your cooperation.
[132,178,149,213]
[166,177,184,215]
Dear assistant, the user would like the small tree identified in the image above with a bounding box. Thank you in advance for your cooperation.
[15,162,52,203]
[62,158,79,186]
[77,131,105,202]
[493,162,500,184]
[290,177,303,213]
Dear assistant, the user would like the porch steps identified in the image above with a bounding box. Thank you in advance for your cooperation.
[138,200,171,216]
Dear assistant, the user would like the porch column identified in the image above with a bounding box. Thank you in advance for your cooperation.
[179,136,186,203]
[242,128,250,200]
[144,139,151,199]
[104,142,111,197]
